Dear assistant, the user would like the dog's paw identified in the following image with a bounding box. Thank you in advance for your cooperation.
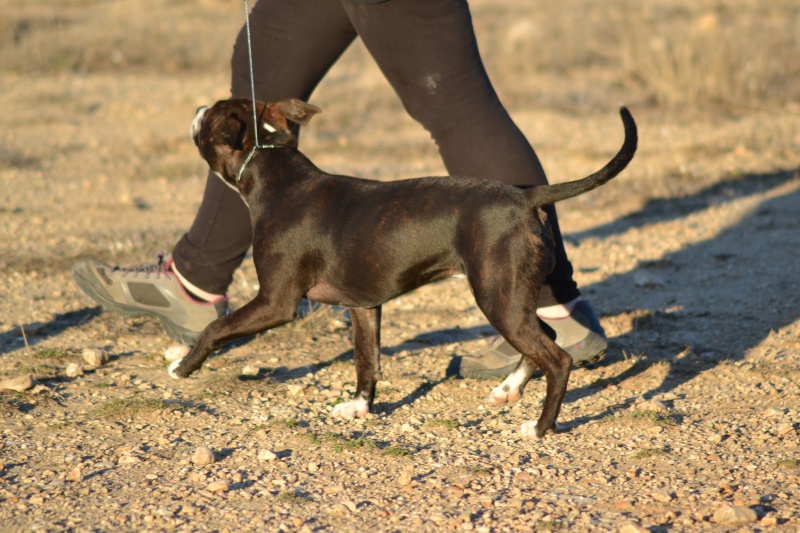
[488,384,523,407]
[168,359,185,380]
[520,419,560,440]
[331,398,369,420]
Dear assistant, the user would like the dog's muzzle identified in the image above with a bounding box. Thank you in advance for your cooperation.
[191,106,209,140]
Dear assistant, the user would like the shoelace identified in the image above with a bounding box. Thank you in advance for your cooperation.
[112,252,171,279]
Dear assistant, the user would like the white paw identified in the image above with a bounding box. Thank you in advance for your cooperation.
[520,419,560,440]
[331,398,369,420]
[168,359,184,380]
[489,385,522,407]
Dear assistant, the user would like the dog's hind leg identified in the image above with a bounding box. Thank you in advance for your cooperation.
[169,292,300,379]
[332,306,382,420]
[468,254,571,439]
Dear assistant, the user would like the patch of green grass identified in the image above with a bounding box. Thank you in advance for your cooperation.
[305,432,322,446]
[270,418,298,429]
[776,459,800,472]
[50,421,72,429]
[382,446,412,457]
[92,382,111,388]
[534,520,567,531]
[425,418,460,430]
[276,490,312,505]
[32,348,70,361]
[95,397,179,419]
[628,409,677,427]
[320,431,376,453]
[634,447,666,459]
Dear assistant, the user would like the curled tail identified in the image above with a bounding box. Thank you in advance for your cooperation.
[527,107,638,207]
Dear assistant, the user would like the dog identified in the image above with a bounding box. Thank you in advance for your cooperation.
[170,98,637,439]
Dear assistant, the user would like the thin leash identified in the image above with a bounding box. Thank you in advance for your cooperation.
[238,0,278,182]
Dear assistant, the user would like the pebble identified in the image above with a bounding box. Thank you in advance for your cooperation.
[0,375,34,392]
[712,503,757,525]
[287,384,304,396]
[241,365,260,377]
[632,399,668,412]
[66,467,83,482]
[650,489,672,503]
[618,522,648,533]
[207,479,229,493]
[118,455,142,465]
[65,363,84,378]
[191,446,216,465]
[164,344,190,363]
[398,469,413,486]
[257,450,277,462]
[81,348,108,368]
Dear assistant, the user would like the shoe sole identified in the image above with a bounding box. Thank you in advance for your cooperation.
[73,267,201,345]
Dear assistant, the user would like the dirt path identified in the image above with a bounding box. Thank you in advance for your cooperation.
[1,1,799,531]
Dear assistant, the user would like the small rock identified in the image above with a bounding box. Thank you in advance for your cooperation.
[207,479,229,493]
[398,469,413,486]
[633,399,668,412]
[712,503,757,526]
[66,466,84,482]
[776,424,794,435]
[287,384,304,396]
[241,365,260,377]
[0,375,34,392]
[307,462,318,472]
[82,348,108,368]
[760,515,778,527]
[651,489,672,503]
[707,433,725,443]
[618,522,648,533]
[118,455,142,465]
[191,446,215,465]
[164,344,190,363]
[65,363,84,378]
[257,449,277,462]
[764,407,783,418]
[633,270,666,288]
[340,500,357,513]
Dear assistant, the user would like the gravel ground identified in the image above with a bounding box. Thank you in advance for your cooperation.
[2,0,799,531]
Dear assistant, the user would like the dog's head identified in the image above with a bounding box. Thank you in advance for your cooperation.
[191,98,321,183]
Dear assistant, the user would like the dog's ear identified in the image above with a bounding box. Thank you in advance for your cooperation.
[271,99,321,127]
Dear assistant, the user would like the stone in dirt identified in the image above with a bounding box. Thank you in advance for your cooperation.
[66,466,84,482]
[82,348,108,368]
[207,479,229,493]
[712,503,757,525]
[65,362,84,378]
[257,449,277,462]
[0,374,34,392]
[192,446,216,465]
[618,522,648,533]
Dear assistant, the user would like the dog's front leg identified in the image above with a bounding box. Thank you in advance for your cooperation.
[169,292,298,379]
[332,306,382,420]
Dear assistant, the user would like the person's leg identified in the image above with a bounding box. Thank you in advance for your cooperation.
[342,0,605,374]
[343,0,577,305]
[74,0,358,343]
[173,0,359,295]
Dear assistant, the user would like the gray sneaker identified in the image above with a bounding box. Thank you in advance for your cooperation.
[72,254,227,345]
[458,300,607,379]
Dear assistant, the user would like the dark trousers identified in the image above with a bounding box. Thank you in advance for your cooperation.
[172,0,580,307]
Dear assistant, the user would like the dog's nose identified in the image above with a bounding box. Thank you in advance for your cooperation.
[191,106,209,138]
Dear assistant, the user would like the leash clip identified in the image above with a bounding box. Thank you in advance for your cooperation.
[236,144,278,183]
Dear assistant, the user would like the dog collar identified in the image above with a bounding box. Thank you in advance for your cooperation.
[236,144,280,182]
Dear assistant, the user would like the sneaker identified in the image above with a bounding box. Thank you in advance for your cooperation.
[458,300,607,379]
[72,254,227,345]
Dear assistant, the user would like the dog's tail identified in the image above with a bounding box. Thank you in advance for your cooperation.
[526,107,637,207]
